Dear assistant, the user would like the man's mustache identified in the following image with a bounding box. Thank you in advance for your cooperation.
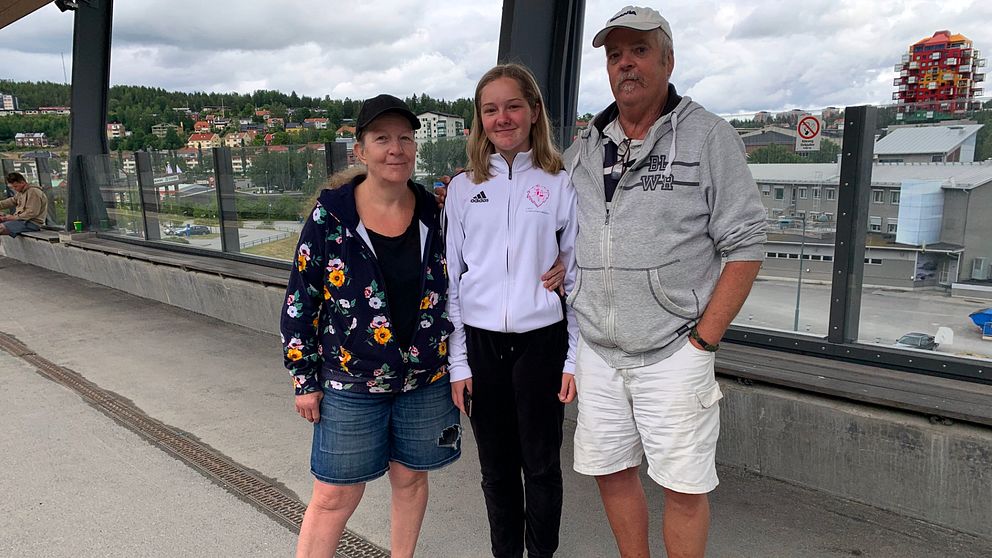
[617,72,643,86]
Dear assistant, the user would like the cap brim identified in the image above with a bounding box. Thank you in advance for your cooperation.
[358,108,421,135]
[592,22,663,47]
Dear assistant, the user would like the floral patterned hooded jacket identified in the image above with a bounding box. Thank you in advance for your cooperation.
[281,174,451,395]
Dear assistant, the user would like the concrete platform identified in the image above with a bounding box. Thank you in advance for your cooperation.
[1,255,991,557]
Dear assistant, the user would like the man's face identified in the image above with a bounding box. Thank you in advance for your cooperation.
[8,180,27,193]
[604,27,673,109]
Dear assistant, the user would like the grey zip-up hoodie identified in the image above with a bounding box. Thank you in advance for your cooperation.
[564,94,767,369]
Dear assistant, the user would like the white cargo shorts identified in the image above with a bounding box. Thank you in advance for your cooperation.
[572,337,723,494]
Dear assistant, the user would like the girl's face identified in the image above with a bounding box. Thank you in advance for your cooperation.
[479,77,539,161]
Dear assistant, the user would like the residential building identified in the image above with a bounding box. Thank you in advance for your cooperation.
[285,122,303,135]
[224,131,256,148]
[212,118,230,131]
[893,30,986,116]
[193,121,211,133]
[1,93,19,111]
[39,106,71,115]
[336,125,356,137]
[266,117,285,129]
[415,111,465,140]
[753,111,772,124]
[106,122,127,139]
[186,133,220,149]
[774,109,808,125]
[875,124,983,163]
[151,123,181,139]
[751,160,992,289]
[303,117,329,130]
[14,132,48,147]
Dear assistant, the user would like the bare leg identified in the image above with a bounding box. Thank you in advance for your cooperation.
[595,466,650,558]
[388,462,430,558]
[661,488,710,558]
[296,479,365,558]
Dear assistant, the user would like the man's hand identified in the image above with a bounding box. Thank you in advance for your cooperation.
[295,391,322,423]
[434,181,448,207]
[451,378,473,416]
[542,256,565,294]
[558,374,576,404]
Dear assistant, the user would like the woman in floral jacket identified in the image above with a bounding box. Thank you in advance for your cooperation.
[281,94,458,558]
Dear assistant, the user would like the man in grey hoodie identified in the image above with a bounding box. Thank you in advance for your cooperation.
[564,6,767,557]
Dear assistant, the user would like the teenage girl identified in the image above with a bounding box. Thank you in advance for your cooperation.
[445,63,578,558]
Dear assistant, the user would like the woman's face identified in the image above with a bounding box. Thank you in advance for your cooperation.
[480,77,538,160]
[354,113,417,185]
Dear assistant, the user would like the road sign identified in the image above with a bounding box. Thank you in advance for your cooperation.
[795,115,822,152]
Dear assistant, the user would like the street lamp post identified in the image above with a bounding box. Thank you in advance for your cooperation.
[793,214,808,331]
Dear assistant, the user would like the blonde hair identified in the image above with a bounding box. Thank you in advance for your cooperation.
[308,165,367,206]
[467,63,563,184]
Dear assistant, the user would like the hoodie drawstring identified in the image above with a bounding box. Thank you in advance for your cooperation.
[662,111,679,180]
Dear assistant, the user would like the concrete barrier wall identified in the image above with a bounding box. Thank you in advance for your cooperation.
[717,379,992,539]
[4,235,991,539]
[0,236,284,335]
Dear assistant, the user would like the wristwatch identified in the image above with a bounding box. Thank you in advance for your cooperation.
[689,326,719,352]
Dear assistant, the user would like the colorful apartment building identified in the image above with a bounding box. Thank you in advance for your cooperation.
[893,30,986,117]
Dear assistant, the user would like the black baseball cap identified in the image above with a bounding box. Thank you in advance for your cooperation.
[355,94,421,137]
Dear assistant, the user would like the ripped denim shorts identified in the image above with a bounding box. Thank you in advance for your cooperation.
[310,377,462,485]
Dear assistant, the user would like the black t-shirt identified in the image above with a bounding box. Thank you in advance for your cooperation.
[366,210,422,350]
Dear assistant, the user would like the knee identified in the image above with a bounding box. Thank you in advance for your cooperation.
[389,463,428,492]
[309,482,363,514]
[663,489,709,516]
[595,466,640,489]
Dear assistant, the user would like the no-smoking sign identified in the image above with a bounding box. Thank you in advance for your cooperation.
[795,115,822,152]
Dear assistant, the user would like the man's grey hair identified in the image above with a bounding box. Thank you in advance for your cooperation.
[654,28,674,64]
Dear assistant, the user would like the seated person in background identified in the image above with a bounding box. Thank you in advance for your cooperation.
[0,172,49,237]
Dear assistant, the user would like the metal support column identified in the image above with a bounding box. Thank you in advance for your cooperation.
[324,142,348,177]
[34,156,59,227]
[212,147,240,253]
[66,0,114,230]
[827,105,877,344]
[498,0,585,148]
[134,152,161,241]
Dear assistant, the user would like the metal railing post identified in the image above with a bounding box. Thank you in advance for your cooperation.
[827,105,877,344]
[135,152,161,241]
[212,147,241,253]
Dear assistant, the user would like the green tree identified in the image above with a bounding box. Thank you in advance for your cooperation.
[418,137,468,182]
[162,127,184,149]
[748,144,803,164]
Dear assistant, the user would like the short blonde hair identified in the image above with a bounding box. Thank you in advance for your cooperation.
[466,63,563,184]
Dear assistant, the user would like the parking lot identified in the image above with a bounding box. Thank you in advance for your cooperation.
[741,277,992,360]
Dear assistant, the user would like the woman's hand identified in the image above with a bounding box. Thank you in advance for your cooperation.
[295,391,323,423]
[558,374,576,404]
[451,378,473,416]
[542,256,565,294]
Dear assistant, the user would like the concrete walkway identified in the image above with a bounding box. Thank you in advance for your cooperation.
[1,255,990,557]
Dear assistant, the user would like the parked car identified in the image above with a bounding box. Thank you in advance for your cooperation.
[165,224,212,236]
[894,332,938,351]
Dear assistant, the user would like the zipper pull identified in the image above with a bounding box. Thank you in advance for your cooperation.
[605,208,610,225]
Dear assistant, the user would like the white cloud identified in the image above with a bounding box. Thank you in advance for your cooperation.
[2,0,991,117]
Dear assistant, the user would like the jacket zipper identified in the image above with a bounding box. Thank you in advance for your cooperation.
[504,167,513,331]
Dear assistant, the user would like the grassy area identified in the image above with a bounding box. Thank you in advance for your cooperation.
[243,235,297,261]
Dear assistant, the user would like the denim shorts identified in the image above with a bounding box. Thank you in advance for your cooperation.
[310,377,462,485]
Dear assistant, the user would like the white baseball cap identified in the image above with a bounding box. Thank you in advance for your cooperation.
[592,5,673,48]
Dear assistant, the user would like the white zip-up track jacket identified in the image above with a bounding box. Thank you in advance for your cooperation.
[445,151,579,382]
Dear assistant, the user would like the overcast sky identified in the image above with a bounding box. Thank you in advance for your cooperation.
[2,1,991,117]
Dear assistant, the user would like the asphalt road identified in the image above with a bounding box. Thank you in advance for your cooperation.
[741,277,992,359]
